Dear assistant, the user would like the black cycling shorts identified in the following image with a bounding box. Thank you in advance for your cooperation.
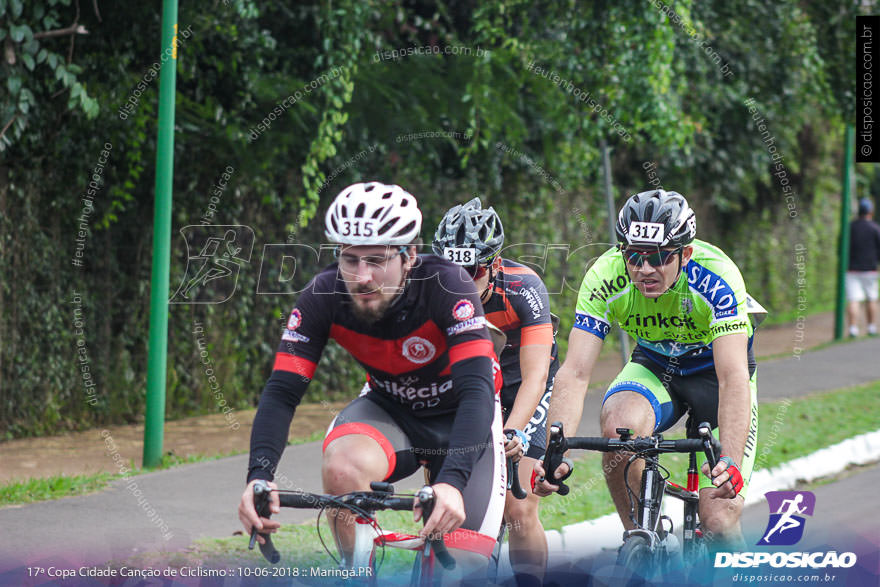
[323,392,506,557]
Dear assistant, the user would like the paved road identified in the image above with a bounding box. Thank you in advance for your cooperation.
[1,338,878,573]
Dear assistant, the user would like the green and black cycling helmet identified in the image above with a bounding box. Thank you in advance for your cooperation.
[615,189,696,249]
[432,197,504,266]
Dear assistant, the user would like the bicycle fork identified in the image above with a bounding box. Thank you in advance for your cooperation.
[682,451,701,560]
[622,457,666,551]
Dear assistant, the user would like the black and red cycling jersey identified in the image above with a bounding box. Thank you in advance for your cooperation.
[483,259,557,392]
[247,255,497,491]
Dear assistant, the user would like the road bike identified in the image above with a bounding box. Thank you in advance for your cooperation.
[250,480,455,585]
[542,419,722,581]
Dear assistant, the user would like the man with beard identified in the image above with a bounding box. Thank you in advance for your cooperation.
[239,182,506,581]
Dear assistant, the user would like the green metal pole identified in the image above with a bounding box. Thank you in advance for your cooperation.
[834,125,854,341]
[600,139,629,365]
[143,0,179,468]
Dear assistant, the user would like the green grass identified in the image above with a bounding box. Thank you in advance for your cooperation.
[0,472,122,505]
[0,450,241,507]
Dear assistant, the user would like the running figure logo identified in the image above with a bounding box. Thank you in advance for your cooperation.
[170,225,254,304]
[759,491,816,546]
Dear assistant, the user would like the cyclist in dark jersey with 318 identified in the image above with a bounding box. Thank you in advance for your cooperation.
[434,198,558,586]
[238,183,507,580]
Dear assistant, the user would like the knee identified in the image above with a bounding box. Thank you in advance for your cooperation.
[600,402,654,438]
[700,499,743,537]
[505,498,540,534]
[322,440,387,493]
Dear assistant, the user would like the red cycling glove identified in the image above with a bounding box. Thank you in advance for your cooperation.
[717,455,744,497]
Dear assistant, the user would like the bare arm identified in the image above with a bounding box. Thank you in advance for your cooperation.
[709,332,751,492]
[505,343,552,431]
[546,328,604,435]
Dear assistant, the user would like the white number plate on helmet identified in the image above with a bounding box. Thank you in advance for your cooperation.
[443,247,477,265]
[340,219,377,238]
[629,221,665,243]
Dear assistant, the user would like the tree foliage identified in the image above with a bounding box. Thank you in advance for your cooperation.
[0,0,868,438]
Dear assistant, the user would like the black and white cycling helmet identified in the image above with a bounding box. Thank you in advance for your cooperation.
[432,197,504,266]
[325,182,422,245]
[615,189,696,248]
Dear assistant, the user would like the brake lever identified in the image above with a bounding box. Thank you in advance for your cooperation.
[250,480,281,564]
[417,486,456,570]
[697,421,720,470]
[542,422,573,495]
[504,430,528,500]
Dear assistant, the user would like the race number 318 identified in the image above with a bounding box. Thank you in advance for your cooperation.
[443,247,477,265]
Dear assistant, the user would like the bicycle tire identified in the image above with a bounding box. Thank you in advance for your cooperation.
[615,535,654,585]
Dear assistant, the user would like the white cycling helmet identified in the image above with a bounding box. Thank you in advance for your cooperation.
[325,182,422,245]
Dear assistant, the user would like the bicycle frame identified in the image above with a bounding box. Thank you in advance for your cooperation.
[543,421,720,571]
[627,448,703,559]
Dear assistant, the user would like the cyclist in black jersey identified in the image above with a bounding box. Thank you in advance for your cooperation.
[238,183,506,579]
[434,198,558,587]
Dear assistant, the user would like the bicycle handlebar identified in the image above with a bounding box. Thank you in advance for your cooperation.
[249,480,454,569]
[566,436,720,460]
[541,421,722,494]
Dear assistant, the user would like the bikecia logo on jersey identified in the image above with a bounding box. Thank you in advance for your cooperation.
[452,299,475,321]
[759,491,816,546]
[446,316,487,337]
[402,336,436,364]
[287,309,302,330]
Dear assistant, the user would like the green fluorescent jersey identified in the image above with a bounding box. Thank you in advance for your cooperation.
[574,239,754,375]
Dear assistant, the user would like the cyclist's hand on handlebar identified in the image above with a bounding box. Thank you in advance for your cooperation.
[530,459,571,497]
[701,455,744,499]
[239,479,281,544]
[504,434,525,461]
[416,483,465,540]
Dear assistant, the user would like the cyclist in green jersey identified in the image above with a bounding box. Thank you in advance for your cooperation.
[534,189,760,550]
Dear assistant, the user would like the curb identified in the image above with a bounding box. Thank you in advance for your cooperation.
[495,428,880,574]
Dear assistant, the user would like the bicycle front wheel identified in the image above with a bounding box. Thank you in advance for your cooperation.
[616,535,654,584]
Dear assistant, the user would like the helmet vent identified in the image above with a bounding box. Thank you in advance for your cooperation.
[394,220,416,238]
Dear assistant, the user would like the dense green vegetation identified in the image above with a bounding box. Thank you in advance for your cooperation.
[0,1,874,437]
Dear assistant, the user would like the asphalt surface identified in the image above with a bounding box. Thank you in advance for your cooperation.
[0,337,878,574]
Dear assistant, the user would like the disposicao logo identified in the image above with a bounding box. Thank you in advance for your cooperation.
[714,490,857,570]
[759,490,815,546]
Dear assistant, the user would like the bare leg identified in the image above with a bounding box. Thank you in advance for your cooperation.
[867,300,879,334]
[698,488,745,552]
[504,455,547,586]
[322,434,389,564]
[599,392,656,531]
[847,301,860,335]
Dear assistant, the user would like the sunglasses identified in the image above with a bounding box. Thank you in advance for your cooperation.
[622,247,681,268]
[464,264,488,279]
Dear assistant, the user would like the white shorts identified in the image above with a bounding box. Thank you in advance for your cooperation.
[846,271,879,302]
